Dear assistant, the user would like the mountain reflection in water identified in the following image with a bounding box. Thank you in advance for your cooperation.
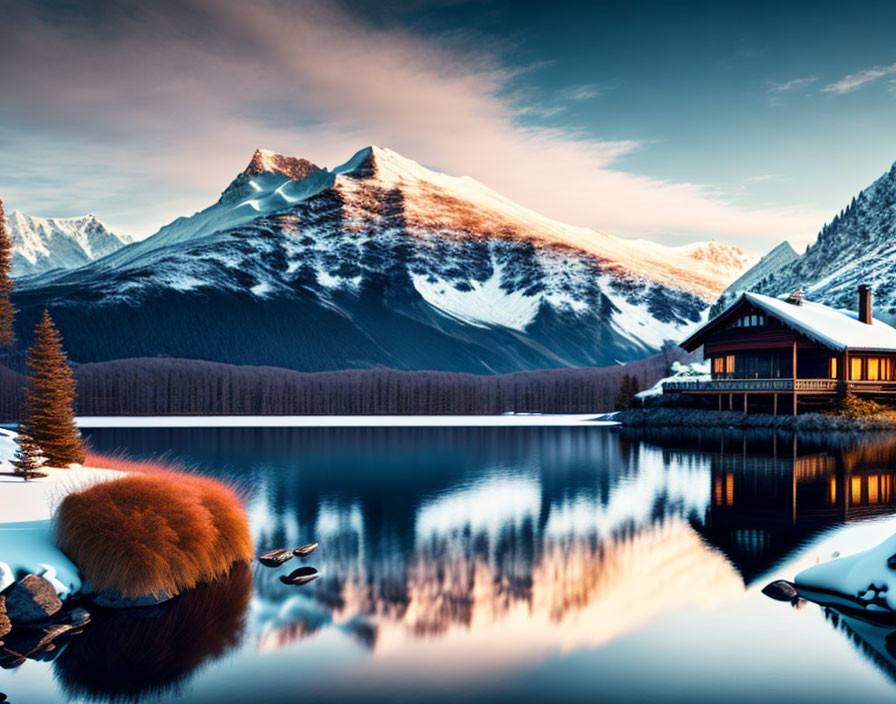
[72,425,896,700]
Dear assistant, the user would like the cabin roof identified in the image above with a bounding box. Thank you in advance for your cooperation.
[681,291,896,353]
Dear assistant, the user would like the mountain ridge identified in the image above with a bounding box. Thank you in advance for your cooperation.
[12,145,754,373]
[6,210,132,277]
[711,160,896,323]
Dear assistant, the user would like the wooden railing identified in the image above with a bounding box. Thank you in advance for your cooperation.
[665,378,896,394]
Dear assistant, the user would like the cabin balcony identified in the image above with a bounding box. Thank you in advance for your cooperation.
[664,379,896,395]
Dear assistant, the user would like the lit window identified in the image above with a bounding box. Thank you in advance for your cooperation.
[829,357,838,379]
[868,358,880,381]
[725,355,735,373]
[851,357,863,380]
[713,357,724,374]
[883,358,895,381]
[750,315,758,326]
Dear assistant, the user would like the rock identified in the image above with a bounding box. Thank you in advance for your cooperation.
[0,647,25,669]
[259,548,293,567]
[1,623,74,658]
[280,566,319,586]
[67,607,91,627]
[293,542,320,558]
[887,552,896,569]
[0,597,10,640]
[91,590,174,609]
[0,562,13,594]
[4,575,62,623]
[762,580,799,602]
[1,689,7,701]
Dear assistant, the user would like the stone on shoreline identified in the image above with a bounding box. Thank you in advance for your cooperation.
[4,575,62,623]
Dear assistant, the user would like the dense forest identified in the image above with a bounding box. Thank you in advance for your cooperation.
[0,350,688,421]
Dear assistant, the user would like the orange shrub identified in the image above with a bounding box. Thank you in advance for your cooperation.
[55,472,253,598]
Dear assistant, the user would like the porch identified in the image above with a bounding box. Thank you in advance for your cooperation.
[663,378,896,415]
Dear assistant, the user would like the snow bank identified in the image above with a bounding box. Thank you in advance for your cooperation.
[795,531,896,612]
[636,361,710,400]
[0,428,123,598]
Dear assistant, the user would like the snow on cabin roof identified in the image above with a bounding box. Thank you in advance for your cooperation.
[737,292,896,352]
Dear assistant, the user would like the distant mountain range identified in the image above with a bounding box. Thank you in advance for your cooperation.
[11,146,752,373]
[713,160,896,323]
[6,210,132,277]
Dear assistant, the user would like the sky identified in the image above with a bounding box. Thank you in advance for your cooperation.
[2,0,896,252]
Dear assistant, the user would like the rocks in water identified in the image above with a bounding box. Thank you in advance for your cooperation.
[762,580,799,602]
[1,622,75,659]
[3,575,62,623]
[0,648,25,669]
[887,553,896,570]
[67,607,91,627]
[0,562,13,594]
[259,549,293,568]
[293,542,319,558]
[279,567,319,586]
[0,597,10,640]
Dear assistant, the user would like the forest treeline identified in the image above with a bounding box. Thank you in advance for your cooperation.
[0,350,688,420]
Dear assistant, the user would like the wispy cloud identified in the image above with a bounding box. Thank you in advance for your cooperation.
[823,63,896,94]
[767,76,817,94]
[744,174,782,183]
[558,84,602,101]
[0,0,824,248]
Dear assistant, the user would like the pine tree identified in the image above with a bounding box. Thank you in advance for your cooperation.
[615,374,634,411]
[0,199,15,347]
[25,310,85,467]
[11,428,43,480]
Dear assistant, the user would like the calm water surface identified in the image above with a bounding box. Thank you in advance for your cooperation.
[5,425,896,703]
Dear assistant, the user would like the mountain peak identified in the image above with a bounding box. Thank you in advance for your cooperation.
[242,148,320,182]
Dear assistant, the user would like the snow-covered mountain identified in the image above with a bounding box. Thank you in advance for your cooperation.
[713,161,896,323]
[14,146,752,373]
[6,210,132,277]
[711,240,798,315]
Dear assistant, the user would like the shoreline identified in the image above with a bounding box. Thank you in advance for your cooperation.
[74,414,620,428]
[617,407,896,431]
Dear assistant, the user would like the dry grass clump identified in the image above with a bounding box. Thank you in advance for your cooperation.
[55,471,253,599]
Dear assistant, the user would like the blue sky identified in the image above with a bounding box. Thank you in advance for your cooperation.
[2,0,896,251]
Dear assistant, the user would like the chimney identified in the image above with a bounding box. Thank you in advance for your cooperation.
[859,284,873,325]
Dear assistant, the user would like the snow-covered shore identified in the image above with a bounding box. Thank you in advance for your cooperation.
[0,428,123,597]
[76,414,619,428]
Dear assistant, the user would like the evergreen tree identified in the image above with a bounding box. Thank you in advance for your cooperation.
[11,427,42,480]
[25,310,85,466]
[0,199,14,347]
[615,374,634,411]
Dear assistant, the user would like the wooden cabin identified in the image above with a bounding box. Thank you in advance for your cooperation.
[666,285,896,414]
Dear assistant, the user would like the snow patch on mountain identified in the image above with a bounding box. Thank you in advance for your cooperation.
[6,210,132,277]
[411,263,542,331]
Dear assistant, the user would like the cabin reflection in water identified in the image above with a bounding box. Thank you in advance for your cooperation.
[636,429,896,584]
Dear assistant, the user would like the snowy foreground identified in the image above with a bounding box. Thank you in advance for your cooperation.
[76,414,618,428]
[0,429,122,598]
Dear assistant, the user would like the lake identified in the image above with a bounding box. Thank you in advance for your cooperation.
[5,424,896,703]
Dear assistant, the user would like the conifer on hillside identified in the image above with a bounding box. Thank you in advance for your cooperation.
[25,310,85,466]
[615,374,633,411]
[0,199,15,347]
[11,427,43,480]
